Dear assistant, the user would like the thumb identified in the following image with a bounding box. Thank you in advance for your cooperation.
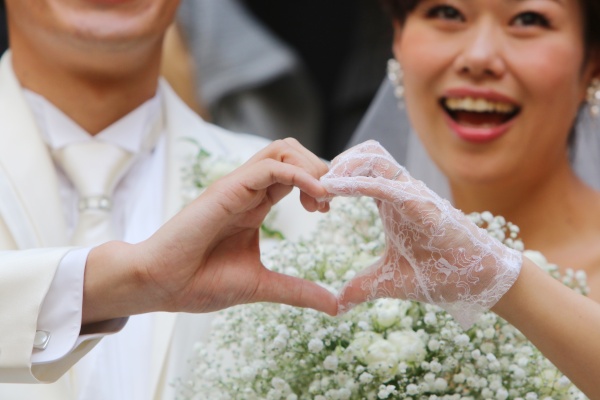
[337,258,393,314]
[253,270,338,316]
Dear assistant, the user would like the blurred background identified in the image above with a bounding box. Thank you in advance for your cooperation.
[162,0,393,159]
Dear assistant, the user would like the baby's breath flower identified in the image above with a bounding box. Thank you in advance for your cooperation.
[387,330,427,363]
[323,355,339,371]
[308,338,324,353]
[179,199,587,399]
[377,384,397,399]
[359,372,374,384]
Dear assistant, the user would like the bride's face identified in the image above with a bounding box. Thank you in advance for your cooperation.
[394,0,598,187]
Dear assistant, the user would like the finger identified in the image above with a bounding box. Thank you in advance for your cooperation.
[325,152,404,181]
[322,172,441,204]
[300,190,331,213]
[279,137,329,179]
[337,261,387,314]
[253,270,338,316]
[329,140,393,166]
[247,138,329,181]
[321,176,399,203]
[242,159,329,203]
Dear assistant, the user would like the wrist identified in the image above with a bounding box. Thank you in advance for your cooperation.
[82,241,150,324]
[491,256,532,321]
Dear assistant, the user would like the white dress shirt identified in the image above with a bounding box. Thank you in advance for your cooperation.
[25,89,167,400]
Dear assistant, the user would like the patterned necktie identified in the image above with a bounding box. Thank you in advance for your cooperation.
[53,141,134,246]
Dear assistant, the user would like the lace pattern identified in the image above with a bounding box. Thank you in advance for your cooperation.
[322,141,522,328]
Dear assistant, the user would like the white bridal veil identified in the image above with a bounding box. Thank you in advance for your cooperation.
[348,79,600,200]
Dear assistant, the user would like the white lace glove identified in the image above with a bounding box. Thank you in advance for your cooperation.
[321,141,522,328]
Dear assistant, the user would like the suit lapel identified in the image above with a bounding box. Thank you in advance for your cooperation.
[0,52,67,248]
[161,79,231,221]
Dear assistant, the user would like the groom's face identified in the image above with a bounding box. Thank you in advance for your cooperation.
[5,0,180,55]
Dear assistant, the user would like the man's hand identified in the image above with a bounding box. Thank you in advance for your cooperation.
[83,139,336,324]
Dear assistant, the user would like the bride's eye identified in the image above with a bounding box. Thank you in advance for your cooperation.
[512,11,550,28]
[426,5,465,22]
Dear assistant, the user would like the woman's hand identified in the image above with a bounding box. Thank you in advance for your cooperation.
[321,140,522,328]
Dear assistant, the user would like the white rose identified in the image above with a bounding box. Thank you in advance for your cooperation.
[372,299,403,328]
[347,331,383,363]
[364,339,396,365]
[364,339,398,377]
[387,331,427,363]
[202,158,239,186]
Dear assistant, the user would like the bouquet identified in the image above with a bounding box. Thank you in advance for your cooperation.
[177,146,588,399]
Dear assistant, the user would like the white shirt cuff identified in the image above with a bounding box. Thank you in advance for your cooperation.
[32,247,88,363]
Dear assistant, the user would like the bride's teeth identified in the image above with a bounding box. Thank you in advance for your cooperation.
[495,102,514,113]
[444,97,516,114]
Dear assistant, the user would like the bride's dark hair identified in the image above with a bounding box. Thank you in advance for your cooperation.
[380,0,600,52]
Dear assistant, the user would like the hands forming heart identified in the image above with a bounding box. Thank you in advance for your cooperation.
[322,141,523,328]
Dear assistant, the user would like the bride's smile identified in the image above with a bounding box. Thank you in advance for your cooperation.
[439,88,521,143]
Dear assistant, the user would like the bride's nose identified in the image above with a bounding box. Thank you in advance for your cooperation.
[453,21,506,80]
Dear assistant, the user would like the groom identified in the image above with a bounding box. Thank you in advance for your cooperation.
[0,0,335,398]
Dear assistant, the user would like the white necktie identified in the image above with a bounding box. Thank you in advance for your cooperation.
[53,141,134,246]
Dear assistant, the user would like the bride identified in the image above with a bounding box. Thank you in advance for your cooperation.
[353,0,600,299]
[181,0,600,397]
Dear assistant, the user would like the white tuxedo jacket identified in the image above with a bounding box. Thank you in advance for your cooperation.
[0,53,320,399]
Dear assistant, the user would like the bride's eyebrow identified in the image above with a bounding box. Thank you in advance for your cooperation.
[509,0,565,6]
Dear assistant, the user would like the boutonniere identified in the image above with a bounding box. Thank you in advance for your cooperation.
[181,138,284,240]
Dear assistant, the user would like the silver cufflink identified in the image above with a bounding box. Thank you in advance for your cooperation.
[33,330,51,350]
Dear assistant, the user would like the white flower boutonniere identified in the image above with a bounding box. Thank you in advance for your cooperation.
[181,139,285,240]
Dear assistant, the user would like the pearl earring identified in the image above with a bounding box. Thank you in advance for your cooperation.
[587,78,600,118]
[387,58,405,109]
